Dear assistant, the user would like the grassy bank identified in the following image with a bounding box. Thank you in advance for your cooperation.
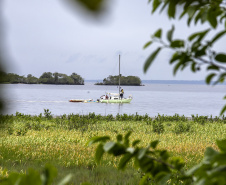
[0,112,226,184]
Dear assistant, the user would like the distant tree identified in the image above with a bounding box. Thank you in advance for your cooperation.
[4,73,26,84]
[99,75,142,86]
[53,72,59,84]
[26,74,38,84]
[39,72,54,84]
[70,72,84,85]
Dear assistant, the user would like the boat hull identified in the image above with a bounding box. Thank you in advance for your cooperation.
[99,98,132,103]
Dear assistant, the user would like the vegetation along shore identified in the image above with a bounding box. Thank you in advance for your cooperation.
[0,111,226,184]
[95,75,142,86]
[0,72,84,85]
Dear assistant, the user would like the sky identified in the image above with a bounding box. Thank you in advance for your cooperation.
[1,0,226,80]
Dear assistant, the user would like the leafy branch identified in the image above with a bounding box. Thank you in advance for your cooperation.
[144,0,226,115]
[88,132,226,185]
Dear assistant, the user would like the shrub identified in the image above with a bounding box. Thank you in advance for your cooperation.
[174,122,191,134]
[152,121,164,134]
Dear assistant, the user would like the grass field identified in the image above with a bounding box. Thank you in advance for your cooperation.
[0,112,225,184]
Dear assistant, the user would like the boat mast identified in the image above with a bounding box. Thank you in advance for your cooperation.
[119,54,120,97]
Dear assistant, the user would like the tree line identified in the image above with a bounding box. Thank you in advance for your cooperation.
[95,75,142,86]
[0,72,84,85]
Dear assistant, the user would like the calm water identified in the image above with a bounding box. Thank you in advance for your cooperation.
[1,83,226,117]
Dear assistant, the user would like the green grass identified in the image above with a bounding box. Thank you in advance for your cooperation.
[0,113,226,184]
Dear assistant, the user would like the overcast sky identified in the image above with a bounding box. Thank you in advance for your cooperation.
[2,0,225,80]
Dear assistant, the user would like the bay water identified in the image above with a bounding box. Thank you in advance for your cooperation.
[1,82,225,117]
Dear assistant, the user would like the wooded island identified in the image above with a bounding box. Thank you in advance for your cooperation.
[95,75,142,86]
[0,72,84,85]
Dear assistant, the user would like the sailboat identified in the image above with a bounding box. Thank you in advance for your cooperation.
[98,55,133,103]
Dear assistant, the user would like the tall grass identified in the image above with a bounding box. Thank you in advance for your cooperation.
[0,112,225,184]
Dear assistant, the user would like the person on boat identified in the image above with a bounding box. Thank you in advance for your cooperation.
[106,95,109,99]
[120,89,124,99]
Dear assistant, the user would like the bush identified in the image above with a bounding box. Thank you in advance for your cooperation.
[152,121,164,134]
[174,122,191,134]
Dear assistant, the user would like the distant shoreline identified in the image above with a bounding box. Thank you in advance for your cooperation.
[1,80,225,85]
[87,80,226,85]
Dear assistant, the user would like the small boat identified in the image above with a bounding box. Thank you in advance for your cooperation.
[69,99,94,103]
[98,93,132,103]
[98,55,133,103]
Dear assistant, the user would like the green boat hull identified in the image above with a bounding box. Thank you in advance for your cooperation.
[99,98,132,103]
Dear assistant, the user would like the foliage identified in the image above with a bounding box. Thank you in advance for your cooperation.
[173,122,191,134]
[0,72,84,85]
[0,164,72,185]
[144,0,226,114]
[95,75,142,86]
[152,120,165,134]
[89,132,226,185]
[44,109,53,119]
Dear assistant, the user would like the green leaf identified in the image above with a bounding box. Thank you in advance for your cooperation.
[103,141,115,152]
[170,40,184,48]
[88,136,110,146]
[186,163,202,176]
[152,0,161,13]
[95,143,104,163]
[132,139,141,147]
[168,1,176,18]
[167,25,174,42]
[220,104,226,116]
[153,29,162,38]
[215,53,226,63]
[171,157,185,170]
[42,164,58,185]
[207,9,217,28]
[194,10,202,24]
[203,147,219,163]
[205,73,216,84]
[57,174,72,185]
[75,0,104,12]
[138,148,147,160]
[144,47,161,73]
[201,9,208,23]
[216,139,226,152]
[187,6,197,25]
[150,140,159,149]
[124,131,132,147]
[191,62,196,72]
[118,153,133,170]
[188,29,210,42]
[143,41,153,49]
[160,150,170,160]
[173,61,182,75]
[207,65,219,71]
[117,134,123,142]
[169,52,180,64]
[20,169,42,185]
[210,30,226,45]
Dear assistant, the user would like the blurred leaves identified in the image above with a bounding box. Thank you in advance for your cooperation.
[74,0,104,12]
[90,132,226,185]
[65,0,106,16]
[0,164,72,185]
[145,0,226,114]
